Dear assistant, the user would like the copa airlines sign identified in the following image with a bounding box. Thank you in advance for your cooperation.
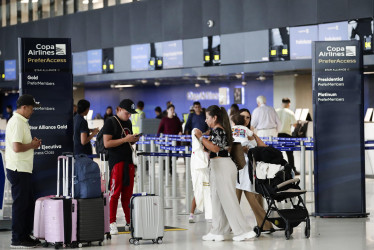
[318,45,356,57]
[28,44,66,56]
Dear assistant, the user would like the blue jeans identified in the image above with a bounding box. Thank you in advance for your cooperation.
[6,169,34,243]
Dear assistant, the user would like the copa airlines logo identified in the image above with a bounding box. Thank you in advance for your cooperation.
[319,46,356,57]
[28,44,66,56]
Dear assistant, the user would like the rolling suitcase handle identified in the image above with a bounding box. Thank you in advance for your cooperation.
[57,155,75,198]
[100,153,109,193]
[57,156,68,197]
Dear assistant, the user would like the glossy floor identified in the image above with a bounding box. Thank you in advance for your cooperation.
[1,159,373,250]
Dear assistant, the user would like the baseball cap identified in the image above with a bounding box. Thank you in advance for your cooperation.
[119,99,137,114]
[16,94,41,108]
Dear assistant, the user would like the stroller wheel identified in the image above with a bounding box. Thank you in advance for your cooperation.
[285,229,291,240]
[254,226,261,237]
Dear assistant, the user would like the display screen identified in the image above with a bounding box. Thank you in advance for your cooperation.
[318,21,348,41]
[4,60,16,81]
[290,25,318,59]
[245,30,269,62]
[162,40,183,69]
[131,44,150,71]
[87,49,102,74]
[72,51,88,76]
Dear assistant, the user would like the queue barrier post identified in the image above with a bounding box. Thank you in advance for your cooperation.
[172,140,177,198]
[308,137,314,194]
[158,142,165,203]
[150,140,156,194]
[300,141,306,201]
[140,136,146,192]
[185,145,191,215]
[165,137,170,187]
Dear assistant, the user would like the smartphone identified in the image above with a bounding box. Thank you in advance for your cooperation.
[135,133,143,137]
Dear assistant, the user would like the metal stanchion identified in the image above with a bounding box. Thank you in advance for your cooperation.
[308,146,313,192]
[172,140,177,198]
[158,145,164,200]
[165,137,170,187]
[300,141,306,201]
[139,135,146,192]
[185,146,191,214]
[150,140,156,194]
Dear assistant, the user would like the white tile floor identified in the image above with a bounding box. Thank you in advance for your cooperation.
[1,158,374,250]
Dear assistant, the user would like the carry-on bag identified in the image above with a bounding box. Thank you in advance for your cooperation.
[129,194,164,245]
[76,197,104,245]
[74,154,101,199]
[33,195,54,239]
[100,153,111,240]
[43,155,79,248]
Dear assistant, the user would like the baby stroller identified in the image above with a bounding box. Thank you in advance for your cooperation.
[248,147,310,240]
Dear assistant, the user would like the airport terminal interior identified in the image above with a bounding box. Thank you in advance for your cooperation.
[1,0,374,249]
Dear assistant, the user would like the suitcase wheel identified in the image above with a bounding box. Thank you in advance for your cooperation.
[42,242,49,248]
[78,243,83,248]
[129,238,135,244]
[106,233,112,240]
[157,238,163,244]
[134,239,139,245]
[99,241,103,246]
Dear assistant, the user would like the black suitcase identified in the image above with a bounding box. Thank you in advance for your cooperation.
[77,198,104,246]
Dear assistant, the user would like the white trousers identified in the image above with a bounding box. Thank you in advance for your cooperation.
[209,157,250,235]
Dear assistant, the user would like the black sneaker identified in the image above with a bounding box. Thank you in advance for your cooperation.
[25,236,42,246]
[10,241,37,248]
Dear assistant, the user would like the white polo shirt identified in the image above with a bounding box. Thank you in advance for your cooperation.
[5,112,34,173]
[276,108,296,135]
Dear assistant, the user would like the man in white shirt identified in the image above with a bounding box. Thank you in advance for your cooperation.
[276,98,297,173]
[5,94,42,248]
[251,95,281,138]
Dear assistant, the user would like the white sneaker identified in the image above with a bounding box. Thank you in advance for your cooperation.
[125,223,130,232]
[232,231,256,241]
[202,233,225,241]
[110,222,118,235]
[189,214,195,223]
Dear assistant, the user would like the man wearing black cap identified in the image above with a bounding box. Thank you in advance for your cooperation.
[102,99,139,235]
[5,94,42,248]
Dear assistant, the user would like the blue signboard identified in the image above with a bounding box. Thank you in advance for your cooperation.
[131,44,150,71]
[18,37,73,198]
[312,40,365,217]
[72,51,88,76]
[290,25,318,59]
[162,40,183,69]
[87,49,102,74]
[318,21,348,41]
[4,60,16,80]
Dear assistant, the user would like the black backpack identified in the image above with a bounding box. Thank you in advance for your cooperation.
[96,117,118,158]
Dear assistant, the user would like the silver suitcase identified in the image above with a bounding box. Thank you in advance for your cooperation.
[129,194,164,245]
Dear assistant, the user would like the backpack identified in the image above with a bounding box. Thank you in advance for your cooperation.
[74,154,101,198]
[95,117,118,158]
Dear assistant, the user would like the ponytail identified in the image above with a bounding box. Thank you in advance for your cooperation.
[220,107,234,146]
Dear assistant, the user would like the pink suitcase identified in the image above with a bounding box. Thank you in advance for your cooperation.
[43,155,79,248]
[100,154,111,240]
[33,195,54,239]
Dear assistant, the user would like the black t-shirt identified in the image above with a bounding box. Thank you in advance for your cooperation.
[102,116,133,168]
[73,114,92,155]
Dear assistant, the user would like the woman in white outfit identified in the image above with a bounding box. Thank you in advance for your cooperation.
[194,105,256,242]
[235,109,273,231]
